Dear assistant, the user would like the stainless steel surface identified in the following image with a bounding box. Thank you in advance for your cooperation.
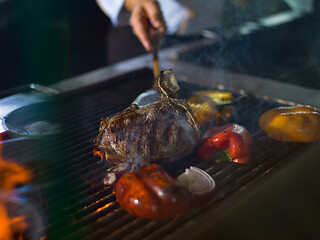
[48,37,320,107]
[168,141,320,240]
[42,39,320,239]
[48,40,215,94]
[1,70,313,239]
[3,101,61,137]
[171,62,320,108]
[1,4,319,239]
[0,93,48,135]
[1,33,320,239]
[0,85,58,137]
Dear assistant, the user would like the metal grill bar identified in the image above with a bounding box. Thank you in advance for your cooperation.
[2,68,313,240]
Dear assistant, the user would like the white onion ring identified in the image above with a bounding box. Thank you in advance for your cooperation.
[104,163,136,186]
[177,166,216,207]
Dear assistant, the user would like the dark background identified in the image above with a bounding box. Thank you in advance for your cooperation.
[0,0,288,92]
[1,0,319,92]
[0,0,110,91]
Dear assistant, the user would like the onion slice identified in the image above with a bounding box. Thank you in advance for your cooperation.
[177,166,216,207]
[104,163,136,187]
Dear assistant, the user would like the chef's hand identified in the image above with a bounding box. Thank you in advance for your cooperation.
[124,0,166,52]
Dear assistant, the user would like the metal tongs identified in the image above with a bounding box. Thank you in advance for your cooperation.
[151,29,160,87]
[132,29,161,107]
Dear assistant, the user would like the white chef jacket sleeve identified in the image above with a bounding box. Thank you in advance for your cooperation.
[158,0,191,35]
[95,0,191,35]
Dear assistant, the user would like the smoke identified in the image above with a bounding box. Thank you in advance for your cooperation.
[176,0,295,81]
[180,0,287,35]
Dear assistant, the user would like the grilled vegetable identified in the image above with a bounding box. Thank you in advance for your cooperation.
[198,123,251,164]
[177,166,216,207]
[188,90,233,106]
[115,164,191,220]
[94,70,200,164]
[103,163,136,187]
[187,90,233,130]
[259,105,320,142]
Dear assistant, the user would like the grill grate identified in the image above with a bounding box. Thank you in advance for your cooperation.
[2,68,311,240]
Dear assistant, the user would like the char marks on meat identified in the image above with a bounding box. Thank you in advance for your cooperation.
[93,70,200,164]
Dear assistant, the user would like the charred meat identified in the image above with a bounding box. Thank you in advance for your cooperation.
[93,70,200,164]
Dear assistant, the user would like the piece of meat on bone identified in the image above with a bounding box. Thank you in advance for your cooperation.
[93,69,200,164]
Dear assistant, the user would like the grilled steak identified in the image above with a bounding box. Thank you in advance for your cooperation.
[93,70,200,164]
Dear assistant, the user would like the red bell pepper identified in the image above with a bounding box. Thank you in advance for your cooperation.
[115,164,191,220]
[198,123,251,163]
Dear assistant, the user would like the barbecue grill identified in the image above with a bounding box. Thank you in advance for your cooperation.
[1,8,320,240]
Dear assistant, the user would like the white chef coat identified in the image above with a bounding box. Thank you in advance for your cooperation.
[95,0,191,35]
